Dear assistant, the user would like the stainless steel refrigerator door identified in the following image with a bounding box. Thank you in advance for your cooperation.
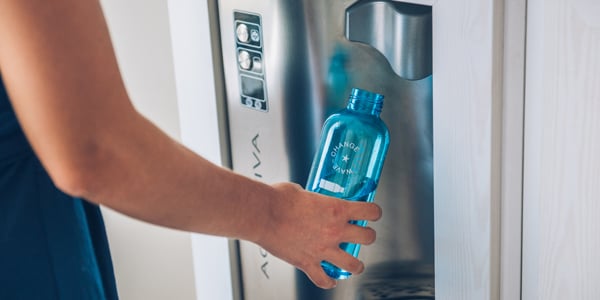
[215,0,433,299]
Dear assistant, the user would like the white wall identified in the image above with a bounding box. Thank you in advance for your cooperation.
[99,1,196,299]
[167,1,235,299]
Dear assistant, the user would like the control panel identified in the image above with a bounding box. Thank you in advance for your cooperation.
[234,11,268,112]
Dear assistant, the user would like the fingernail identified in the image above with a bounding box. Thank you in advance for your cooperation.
[356,262,365,274]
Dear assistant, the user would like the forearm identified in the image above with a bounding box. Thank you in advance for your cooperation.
[82,113,276,242]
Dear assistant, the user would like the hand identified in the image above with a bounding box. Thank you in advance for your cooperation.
[255,182,382,289]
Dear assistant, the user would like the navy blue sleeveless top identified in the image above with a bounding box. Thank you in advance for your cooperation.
[0,74,118,299]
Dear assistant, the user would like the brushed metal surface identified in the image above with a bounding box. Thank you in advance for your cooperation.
[215,0,433,299]
[346,1,432,80]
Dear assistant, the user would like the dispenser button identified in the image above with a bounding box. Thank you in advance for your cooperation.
[243,97,254,108]
[252,56,262,73]
[236,23,249,43]
[250,29,260,42]
[238,50,252,70]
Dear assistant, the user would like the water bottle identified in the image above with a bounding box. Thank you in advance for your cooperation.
[306,87,390,280]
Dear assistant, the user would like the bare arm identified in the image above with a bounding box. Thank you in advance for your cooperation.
[0,0,381,288]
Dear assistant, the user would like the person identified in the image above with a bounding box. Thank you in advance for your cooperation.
[0,0,382,298]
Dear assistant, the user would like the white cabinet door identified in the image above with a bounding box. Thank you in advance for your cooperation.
[432,0,512,299]
[522,0,600,299]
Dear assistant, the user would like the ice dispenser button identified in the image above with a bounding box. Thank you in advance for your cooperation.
[238,50,252,70]
[236,23,249,43]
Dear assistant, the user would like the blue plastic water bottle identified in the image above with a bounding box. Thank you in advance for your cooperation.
[305,88,390,280]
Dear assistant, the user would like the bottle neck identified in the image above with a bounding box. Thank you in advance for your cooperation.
[346,89,384,117]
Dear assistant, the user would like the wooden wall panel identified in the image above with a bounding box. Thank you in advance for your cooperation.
[433,0,504,299]
[522,1,600,299]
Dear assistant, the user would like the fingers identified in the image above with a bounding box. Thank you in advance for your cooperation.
[323,248,365,275]
[302,262,337,289]
[299,253,367,289]
[340,224,377,245]
[345,201,382,221]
